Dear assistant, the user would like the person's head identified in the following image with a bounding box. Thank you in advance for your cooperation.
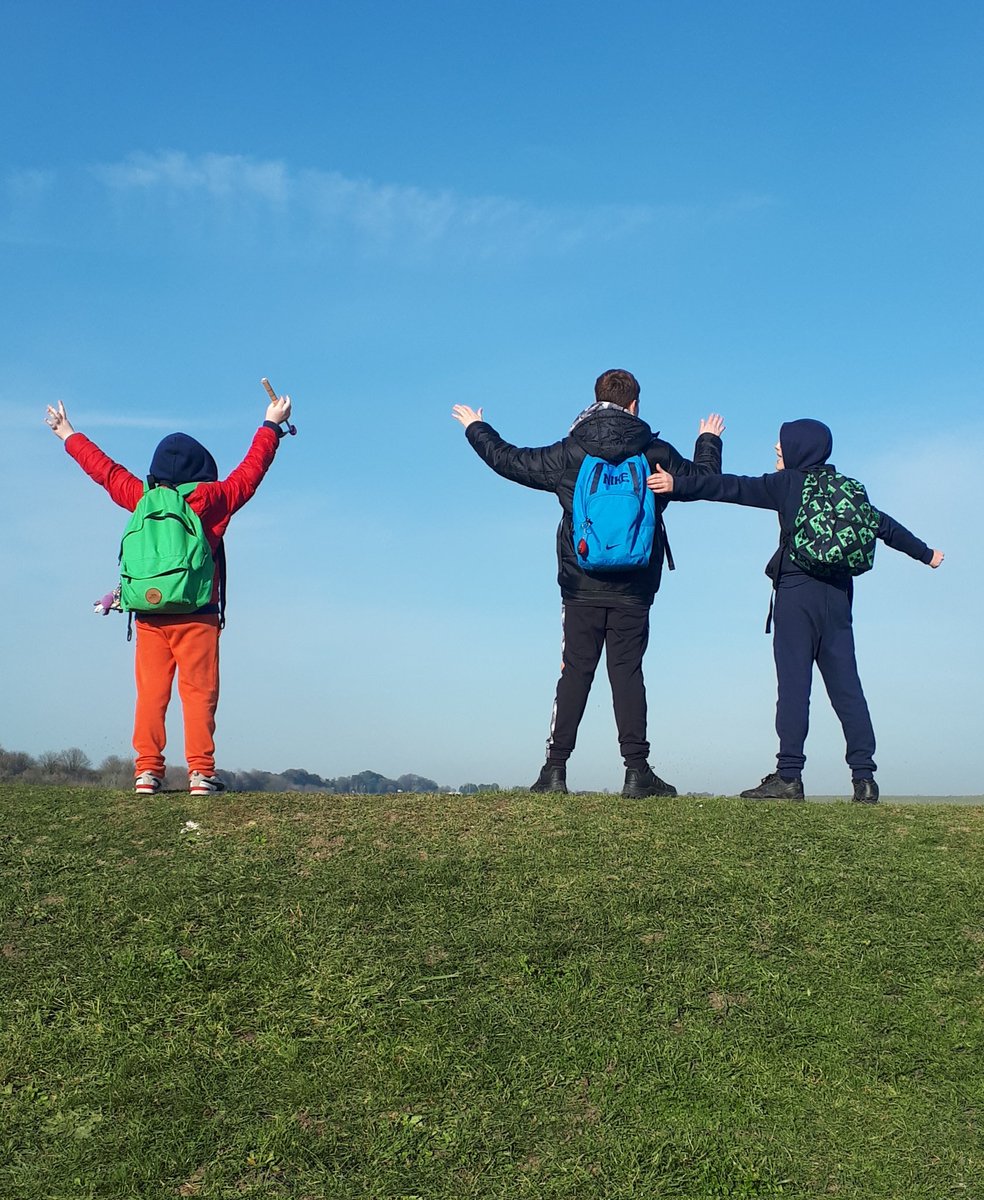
[775,419,833,473]
[149,433,218,485]
[595,369,640,414]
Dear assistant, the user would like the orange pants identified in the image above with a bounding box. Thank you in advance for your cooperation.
[133,615,220,777]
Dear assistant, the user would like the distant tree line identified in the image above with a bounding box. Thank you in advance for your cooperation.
[0,745,501,795]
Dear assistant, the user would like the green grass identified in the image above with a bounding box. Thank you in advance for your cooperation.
[1,785,982,1198]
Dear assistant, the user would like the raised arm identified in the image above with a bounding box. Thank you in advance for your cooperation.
[651,412,725,479]
[453,406,567,492]
[202,394,290,521]
[47,400,144,511]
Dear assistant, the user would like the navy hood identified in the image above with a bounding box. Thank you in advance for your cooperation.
[149,433,218,484]
[779,419,833,471]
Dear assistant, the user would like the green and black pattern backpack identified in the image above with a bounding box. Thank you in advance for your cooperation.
[788,468,880,579]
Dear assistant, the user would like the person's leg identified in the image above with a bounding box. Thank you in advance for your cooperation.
[604,606,650,768]
[544,604,606,764]
[133,618,176,777]
[171,616,221,777]
[772,582,822,779]
[816,589,877,780]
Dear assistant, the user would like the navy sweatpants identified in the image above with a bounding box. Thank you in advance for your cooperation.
[546,603,651,769]
[772,575,876,780]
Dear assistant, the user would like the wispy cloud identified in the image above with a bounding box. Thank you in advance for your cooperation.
[74,411,226,430]
[91,150,666,261]
[0,402,226,431]
[4,151,776,264]
[93,151,289,206]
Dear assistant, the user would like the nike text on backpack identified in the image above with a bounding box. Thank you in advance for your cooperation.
[571,453,657,571]
[788,468,880,579]
[118,482,215,616]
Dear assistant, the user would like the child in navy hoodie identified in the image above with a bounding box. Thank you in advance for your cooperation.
[649,418,943,803]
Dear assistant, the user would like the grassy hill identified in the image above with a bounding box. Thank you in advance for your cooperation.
[1,785,982,1198]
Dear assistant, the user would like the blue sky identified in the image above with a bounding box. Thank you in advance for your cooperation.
[2,0,981,794]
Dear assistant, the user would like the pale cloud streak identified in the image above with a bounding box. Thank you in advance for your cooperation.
[90,150,664,260]
[3,151,776,263]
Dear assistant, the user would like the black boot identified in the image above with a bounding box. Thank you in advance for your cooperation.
[622,764,677,799]
[530,764,568,794]
[740,772,805,801]
[852,778,879,804]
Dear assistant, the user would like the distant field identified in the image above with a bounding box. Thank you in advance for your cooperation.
[1,785,982,1198]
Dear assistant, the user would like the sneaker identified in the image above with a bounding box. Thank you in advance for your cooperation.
[622,764,677,799]
[134,771,163,796]
[189,771,226,796]
[530,764,568,794]
[852,778,879,804]
[740,772,805,801]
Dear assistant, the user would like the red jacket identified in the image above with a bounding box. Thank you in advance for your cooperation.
[65,425,280,608]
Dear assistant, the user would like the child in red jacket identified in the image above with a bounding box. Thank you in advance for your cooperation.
[45,392,292,796]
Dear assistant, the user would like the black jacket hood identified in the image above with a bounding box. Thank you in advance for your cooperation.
[779,419,833,472]
[569,405,654,464]
[149,433,218,485]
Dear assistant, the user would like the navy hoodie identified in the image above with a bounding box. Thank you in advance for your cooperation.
[670,418,933,584]
[149,433,218,485]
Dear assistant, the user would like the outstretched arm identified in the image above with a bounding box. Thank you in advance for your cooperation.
[46,399,143,510]
[209,393,291,518]
[452,406,566,492]
[648,462,788,510]
[877,509,944,568]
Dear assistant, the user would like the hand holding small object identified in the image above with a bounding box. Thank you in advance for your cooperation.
[262,378,296,435]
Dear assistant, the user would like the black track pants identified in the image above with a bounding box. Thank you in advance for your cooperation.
[772,576,876,780]
[545,603,651,768]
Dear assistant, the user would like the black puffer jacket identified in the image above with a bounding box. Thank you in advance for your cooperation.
[466,404,723,606]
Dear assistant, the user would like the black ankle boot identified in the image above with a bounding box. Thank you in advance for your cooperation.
[740,771,805,801]
[530,764,568,794]
[852,778,879,804]
[622,764,677,799]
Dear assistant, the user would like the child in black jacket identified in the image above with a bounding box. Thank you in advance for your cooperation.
[649,418,944,803]
[453,368,724,798]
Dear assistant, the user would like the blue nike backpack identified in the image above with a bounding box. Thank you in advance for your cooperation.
[571,453,657,571]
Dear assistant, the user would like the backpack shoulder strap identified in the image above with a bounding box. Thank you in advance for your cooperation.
[216,539,227,629]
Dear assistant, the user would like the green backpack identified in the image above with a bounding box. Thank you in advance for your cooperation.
[118,483,215,614]
[788,468,880,579]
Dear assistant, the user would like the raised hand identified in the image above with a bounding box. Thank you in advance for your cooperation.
[452,404,485,428]
[265,393,292,426]
[45,400,76,441]
[929,550,944,568]
[647,463,675,494]
[699,413,725,437]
